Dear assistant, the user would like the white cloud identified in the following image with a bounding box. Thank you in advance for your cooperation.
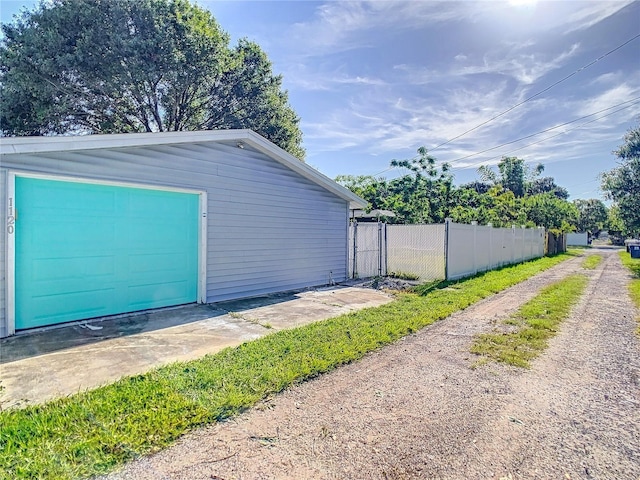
[284,1,492,56]
[564,1,635,32]
[334,75,387,86]
[281,62,387,91]
[272,1,638,187]
[576,77,640,118]
[302,58,640,177]
[282,1,632,57]
[391,42,580,90]
[454,43,580,85]
[302,77,536,161]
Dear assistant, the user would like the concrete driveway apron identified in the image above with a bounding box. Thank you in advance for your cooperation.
[0,286,392,409]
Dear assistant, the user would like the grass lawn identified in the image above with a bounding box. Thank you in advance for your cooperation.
[581,254,603,270]
[0,253,574,480]
[619,251,640,335]
[470,274,588,368]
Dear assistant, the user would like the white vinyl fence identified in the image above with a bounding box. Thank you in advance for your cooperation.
[348,222,387,279]
[348,220,545,281]
[386,224,445,280]
[445,222,545,280]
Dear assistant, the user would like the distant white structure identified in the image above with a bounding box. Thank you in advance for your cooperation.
[567,232,589,246]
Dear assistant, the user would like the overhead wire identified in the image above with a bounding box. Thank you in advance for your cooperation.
[428,33,640,152]
[448,99,640,172]
[446,96,640,169]
[371,98,640,179]
[363,32,640,180]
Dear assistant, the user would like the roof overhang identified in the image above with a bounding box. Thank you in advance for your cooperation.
[352,209,396,219]
[0,129,367,209]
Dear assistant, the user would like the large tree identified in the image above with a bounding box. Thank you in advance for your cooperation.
[388,147,454,223]
[573,199,608,235]
[0,0,304,158]
[601,124,640,236]
[526,177,569,200]
[336,147,454,224]
[338,149,579,231]
[523,193,579,231]
[478,156,544,198]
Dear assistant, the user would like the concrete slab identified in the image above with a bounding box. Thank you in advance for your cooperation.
[0,286,393,409]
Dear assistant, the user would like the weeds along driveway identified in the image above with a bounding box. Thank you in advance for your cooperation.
[104,247,640,480]
[0,286,393,409]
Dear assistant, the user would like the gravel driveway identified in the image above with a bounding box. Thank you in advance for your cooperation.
[104,247,640,480]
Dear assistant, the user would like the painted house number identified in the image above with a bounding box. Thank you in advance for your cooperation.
[7,197,15,234]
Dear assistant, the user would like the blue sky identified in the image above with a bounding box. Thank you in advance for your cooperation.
[2,1,639,201]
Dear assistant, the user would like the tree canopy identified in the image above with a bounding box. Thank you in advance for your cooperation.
[338,150,590,232]
[337,148,454,224]
[478,157,544,198]
[601,124,640,237]
[0,0,304,158]
[574,199,608,235]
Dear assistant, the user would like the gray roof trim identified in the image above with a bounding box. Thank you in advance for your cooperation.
[0,129,367,209]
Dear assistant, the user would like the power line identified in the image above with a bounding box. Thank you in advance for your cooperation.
[429,32,640,152]
[449,100,640,173]
[445,96,640,166]
[365,32,640,179]
[450,101,640,172]
[372,99,639,179]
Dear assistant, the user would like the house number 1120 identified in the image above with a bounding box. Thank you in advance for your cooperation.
[7,197,15,234]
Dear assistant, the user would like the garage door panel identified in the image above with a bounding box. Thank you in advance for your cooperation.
[15,177,199,330]
[127,281,192,309]
[126,224,194,250]
[126,187,193,206]
[29,182,117,214]
[28,222,117,252]
[127,252,191,275]
[33,256,116,282]
[30,272,118,294]
[26,288,116,325]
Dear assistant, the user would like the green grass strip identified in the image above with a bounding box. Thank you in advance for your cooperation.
[471,274,588,368]
[581,254,602,270]
[0,253,572,480]
[619,251,640,335]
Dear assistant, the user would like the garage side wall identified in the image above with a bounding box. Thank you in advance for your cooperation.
[0,142,349,317]
[0,168,6,337]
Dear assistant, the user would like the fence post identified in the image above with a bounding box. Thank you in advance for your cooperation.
[384,223,388,276]
[444,218,451,280]
[377,221,383,277]
[488,223,493,269]
[511,225,516,264]
[471,221,478,274]
[352,221,358,279]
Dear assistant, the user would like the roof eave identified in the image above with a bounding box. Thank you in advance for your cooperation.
[0,130,367,209]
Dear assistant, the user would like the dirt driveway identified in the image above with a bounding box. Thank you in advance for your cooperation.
[105,247,640,480]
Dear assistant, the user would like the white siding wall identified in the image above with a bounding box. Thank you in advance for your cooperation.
[0,141,349,333]
[0,169,6,337]
[567,232,588,246]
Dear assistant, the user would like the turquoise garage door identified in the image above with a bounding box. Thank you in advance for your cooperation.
[15,177,200,330]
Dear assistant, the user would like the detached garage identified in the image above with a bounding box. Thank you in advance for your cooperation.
[0,130,365,337]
